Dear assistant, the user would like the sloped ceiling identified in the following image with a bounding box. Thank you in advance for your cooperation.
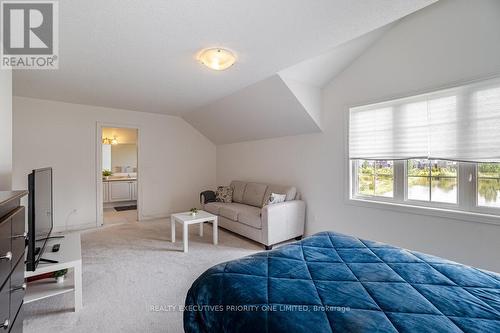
[184,23,396,144]
[183,75,320,145]
[13,0,436,116]
[11,0,437,145]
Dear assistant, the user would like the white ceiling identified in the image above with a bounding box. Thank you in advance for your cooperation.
[183,75,321,144]
[13,0,436,116]
[184,23,397,144]
[279,23,395,88]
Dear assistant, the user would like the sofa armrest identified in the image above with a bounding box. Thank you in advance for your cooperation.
[261,200,305,246]
[200,190,216,205]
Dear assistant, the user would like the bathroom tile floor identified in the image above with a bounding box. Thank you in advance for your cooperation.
[103,208,138,226]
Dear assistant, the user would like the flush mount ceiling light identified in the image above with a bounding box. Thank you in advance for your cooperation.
[197,48,236,71]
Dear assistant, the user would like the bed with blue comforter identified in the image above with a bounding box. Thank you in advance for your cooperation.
[184,232,500,332]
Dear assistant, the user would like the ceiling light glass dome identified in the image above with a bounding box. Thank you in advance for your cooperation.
[197,48,236,71]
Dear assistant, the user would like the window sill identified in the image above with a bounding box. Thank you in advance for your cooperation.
[347,198,500,226]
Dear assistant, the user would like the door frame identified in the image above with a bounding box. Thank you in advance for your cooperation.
[96,122,142,227]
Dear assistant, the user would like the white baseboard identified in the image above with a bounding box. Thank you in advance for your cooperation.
[138,213,170,221]
[53,212,170,233]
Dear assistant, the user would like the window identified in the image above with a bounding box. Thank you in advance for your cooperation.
[407,159,457,204]
[356,160,393,198]
[477,163,500,208]
[349,76,500,219]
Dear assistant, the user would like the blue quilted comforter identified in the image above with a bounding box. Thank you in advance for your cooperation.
[184,232,500,332]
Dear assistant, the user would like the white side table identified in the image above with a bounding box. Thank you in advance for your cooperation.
[170,211,218,252]
[24,233,83,312]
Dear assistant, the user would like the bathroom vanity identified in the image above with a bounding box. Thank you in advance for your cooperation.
[102,178,137,203]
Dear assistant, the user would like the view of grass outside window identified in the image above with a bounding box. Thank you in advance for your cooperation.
[478,163,500,208]
[357,160,393,197]
[407,159,457,204]
[354,159,500,214]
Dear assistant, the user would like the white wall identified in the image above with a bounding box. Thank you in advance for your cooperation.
[0,69,12,190]
[217,0,500,272]
[13,97,216,231]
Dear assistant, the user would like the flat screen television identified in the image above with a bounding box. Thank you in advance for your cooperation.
[26,167,53,271]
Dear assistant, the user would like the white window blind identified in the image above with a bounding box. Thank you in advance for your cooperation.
[349,77,500,162]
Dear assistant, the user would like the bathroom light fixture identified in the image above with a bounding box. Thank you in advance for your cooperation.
[102,136,119,145]
[197,48,236,71]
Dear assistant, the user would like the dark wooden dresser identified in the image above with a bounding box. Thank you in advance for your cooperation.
[0,191,27,333]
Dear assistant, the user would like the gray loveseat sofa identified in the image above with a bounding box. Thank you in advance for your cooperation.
[202,181,305,250]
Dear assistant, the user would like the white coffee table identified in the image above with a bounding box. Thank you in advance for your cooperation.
[170,210,218,252]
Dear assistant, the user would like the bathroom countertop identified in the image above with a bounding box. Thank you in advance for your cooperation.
[103,177,137,181]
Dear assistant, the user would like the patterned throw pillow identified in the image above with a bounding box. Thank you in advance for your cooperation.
[216,186,233,203]
[268,193,286,205]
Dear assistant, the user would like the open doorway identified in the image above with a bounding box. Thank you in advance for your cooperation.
[97,125,139,226]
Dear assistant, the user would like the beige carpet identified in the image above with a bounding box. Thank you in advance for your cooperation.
[24,218,262,333]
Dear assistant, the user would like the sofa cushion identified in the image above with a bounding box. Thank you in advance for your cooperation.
[214,203,262,229]
[204,202,225,215]
[230,181,247,203]
[242,183,268,207]
[263,184,297,206]
[237,205,262,229]
[219,205,240,221]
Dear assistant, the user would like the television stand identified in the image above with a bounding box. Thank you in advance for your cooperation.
[39,258,59,264]
[25,233,82,312]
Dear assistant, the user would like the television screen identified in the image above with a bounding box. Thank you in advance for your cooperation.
[26,167,53,271]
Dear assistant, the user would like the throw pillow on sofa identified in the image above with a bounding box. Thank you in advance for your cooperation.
[268,193,286,205]
[216,186,233,203]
